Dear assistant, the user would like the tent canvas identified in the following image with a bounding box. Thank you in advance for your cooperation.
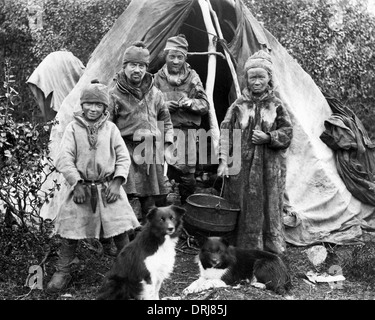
[41,0,375,246]
[27,51,85,121]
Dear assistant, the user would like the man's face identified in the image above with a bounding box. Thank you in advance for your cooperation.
[166,50,186,75]
[124,62,147,86]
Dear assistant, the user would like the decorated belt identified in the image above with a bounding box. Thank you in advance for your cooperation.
[82,175,113,213]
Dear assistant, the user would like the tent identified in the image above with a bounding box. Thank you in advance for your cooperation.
[27,51,85,121]
[41,0,375,246]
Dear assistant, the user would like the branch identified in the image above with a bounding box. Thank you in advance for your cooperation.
[188,51,226,59]
[207,0,241,98]
[197,0,220,157]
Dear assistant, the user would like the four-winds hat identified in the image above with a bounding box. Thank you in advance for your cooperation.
[80,79,109,108]
[122,41,150,66]
[244,50,273,75]
[164,34,188,56]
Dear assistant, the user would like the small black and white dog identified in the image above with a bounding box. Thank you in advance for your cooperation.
[183,237,291,295]
[97,205,185,300]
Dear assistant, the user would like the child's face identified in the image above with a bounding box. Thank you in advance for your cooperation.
[82,102,105,122]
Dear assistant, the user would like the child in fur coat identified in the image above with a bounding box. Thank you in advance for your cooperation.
[46,79,140,294]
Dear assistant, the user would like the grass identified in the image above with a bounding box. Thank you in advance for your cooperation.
[1,228,375,301]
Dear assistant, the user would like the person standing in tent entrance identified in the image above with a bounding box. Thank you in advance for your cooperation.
[108,41,174,220]
[217,50,293,254]
[154,34,209,204]
[46,80,140,294]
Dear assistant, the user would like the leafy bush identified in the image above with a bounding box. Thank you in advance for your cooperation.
[0,59,56,232]
[247,0,375,102]
[30,0,130,65]
[0,0,129,122]
[0,0,38,121]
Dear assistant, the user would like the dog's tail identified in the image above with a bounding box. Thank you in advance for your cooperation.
[254,255,292,295]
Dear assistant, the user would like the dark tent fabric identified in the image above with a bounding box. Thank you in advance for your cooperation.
[40,0,375,246]
[320,95,375,206]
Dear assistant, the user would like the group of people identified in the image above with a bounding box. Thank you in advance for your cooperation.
[46,34,293,294]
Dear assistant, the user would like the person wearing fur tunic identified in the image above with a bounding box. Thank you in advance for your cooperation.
[218,50,293,254]
[108,41,174,219]
[154,34,209,203]
[46,80,140,294]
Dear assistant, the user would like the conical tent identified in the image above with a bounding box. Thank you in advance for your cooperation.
[42,0,375,246]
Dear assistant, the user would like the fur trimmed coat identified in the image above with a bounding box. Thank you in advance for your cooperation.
[53,111,140,239]
[108,71,174,197]
[154,63,209,128]
[219,87,293,254]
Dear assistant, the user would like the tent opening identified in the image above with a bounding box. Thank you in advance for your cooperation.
[149,0,238,129]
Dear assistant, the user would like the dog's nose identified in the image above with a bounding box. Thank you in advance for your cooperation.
[168,227,175,232]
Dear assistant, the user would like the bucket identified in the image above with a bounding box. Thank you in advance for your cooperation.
[184,193,240,233]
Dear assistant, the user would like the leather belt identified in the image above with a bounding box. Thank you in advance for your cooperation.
[82,175,113,213]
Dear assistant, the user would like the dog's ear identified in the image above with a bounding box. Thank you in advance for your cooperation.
[198,235,209,247]
[146,206,158,221]
[170,205,186,217]
[219,236,230,247]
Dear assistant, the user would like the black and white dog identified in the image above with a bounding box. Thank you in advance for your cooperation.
[97,205,185,300]
[183,237,291,295]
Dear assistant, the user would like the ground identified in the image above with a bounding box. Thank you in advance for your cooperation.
[1,228,375,301]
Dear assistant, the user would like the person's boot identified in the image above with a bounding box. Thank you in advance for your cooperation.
[46,238,78,294]
[139,196,155,223]
[113,232,129,254]
[101,237,118,257]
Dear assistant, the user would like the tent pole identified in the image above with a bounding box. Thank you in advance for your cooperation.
[197,0,220,158]
[206,0,241,98]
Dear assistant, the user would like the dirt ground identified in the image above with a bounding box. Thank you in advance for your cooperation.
[1,228,375,301]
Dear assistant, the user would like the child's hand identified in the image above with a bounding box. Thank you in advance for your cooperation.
[106,177,124,203]
[73,183,86,204]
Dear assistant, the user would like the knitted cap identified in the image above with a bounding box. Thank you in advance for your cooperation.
[80,79,109,108]
[244,50,273,75]
[164,34,188,56]
[122,41,150,66]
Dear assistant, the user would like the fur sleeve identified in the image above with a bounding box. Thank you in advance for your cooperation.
[268,102,293,150]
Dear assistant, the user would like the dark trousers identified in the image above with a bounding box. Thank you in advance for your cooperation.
[167,165,196,204]
[138,195,167,222]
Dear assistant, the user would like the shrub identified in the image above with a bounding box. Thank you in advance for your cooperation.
[247,0,375,102]
[0,0,129,122]
[0,59,57,232]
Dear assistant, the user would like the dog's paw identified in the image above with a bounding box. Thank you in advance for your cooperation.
[250,276,266,290]
[183,278,227,295]
[251,281,266,290]
[206,279,228,290]
[182,279,203,295]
